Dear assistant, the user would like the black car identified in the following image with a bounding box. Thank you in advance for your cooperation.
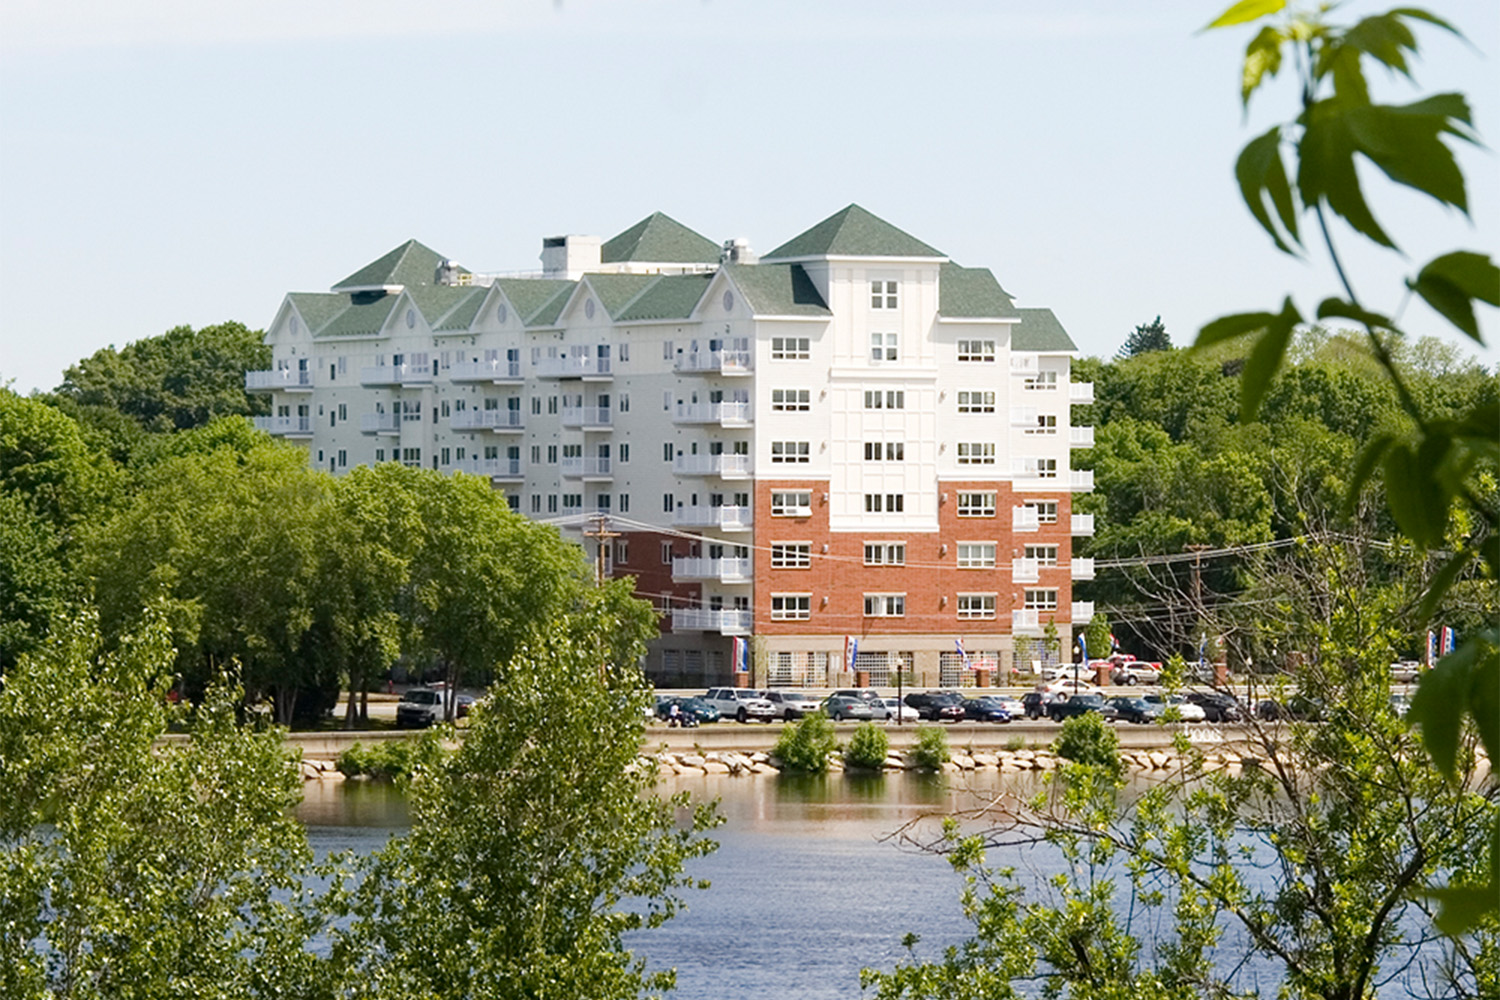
[1257,695,1323,722]
[903,691,967,722]
[1186,691,1242,722]
[961,696,1013,723]
[1046,693,1119,722]
[655,696,720,725]
[1020,691,1054,719]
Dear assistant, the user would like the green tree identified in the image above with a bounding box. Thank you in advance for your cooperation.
[0,491,74,671]
[1116,315,1171,358]
[0,388,119,534]
[774,713,839,773]
[845,721,891,770]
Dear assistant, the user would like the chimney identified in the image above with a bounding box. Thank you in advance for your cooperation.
[540,235,602,279]
[721,238,758,265]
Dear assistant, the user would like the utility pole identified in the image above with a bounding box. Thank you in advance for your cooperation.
[581,513,620,587]
[1185,543,1212,632]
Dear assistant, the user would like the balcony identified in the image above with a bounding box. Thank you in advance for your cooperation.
[1070,382,1095,405]
[253,416,313,438]
[245,369,312,393]
[671,608,753,635]
[1012,506,1040,532]
[1071,601,1095,621]
[449,359,523,383]
[560,407,613,430]
[1071,557,1095,581]
[673,505,754,531]
[1069,426,1095,448]
[1071,513,1095,536]
[1011,610,1042,633]
[444,457,525,481]
[451,409,525,432]
[560,456,613,480]
[360,363,432,387]
[359,412,400,434]
[675,350,753,376]
[672,557,753,584]
[673,401,752,426]
[535,354,612,379]
[1070,470,1094,492]
[1010,355,1039,374]
[1012,558,1040,584]
[673,454,751,479]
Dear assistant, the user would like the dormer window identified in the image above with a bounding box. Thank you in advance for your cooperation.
[870,280,898,309]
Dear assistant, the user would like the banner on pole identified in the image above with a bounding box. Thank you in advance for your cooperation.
[733,636,750,674]
[843,635,858,673]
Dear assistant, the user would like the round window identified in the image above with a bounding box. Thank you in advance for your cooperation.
[723,291,734,313]
[289,315,299,335]
[585,298,596,320]
[496,303,508,324]
[406,308,416,329]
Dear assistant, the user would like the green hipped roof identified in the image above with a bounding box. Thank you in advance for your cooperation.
[764,205,945,260]
[938,263,1020,319]
[601,212,720,264]
[492,278,577,325]
[332,239,461,291]
[583,273,661,318]
[617,273,714,321]
[407,285,487,331]
[318,296,400,338]
[722,263,830,316]
[287,293,350,335]
[1012,308,1078,352]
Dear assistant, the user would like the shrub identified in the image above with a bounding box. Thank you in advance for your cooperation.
[336,738,424,780]
[1052,712,1124,778]
[843,722,890,770]
[1005,735,1027,752]
[773,714,838,773]
[907,726,950,770]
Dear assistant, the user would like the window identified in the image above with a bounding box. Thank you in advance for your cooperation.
[957,442,996,464]
[864,543,906,566]
[530,445,541,463]
[530,495,541,514]
[547,495,558,514]
[864,390,905,409]
[864,441,905,461]
[375,448,385,462]
[771,337,810,360]
[547,445,559,464]
[771,491,812,516]
[1024,544,1059,566]
[864,493,904,513]
[771,594,811,621]
[1024,371,1059,391]
[337,402,348,420]
[771,543,812,569]
[619,444,630,463]
[1031,457,1059,478]
[1028,414,1058,435]
[562,493,582,510]
[771,441,810,464]
[957,492,997,517]
[661,542,673,564]
[772,388,810,411]
[619,393,630,412]
[957,390,995,413]
[663,340,674,360]
[863,594,906,617]
[663,493,674,512]
[547,396,558,414]
[531,397,542,415]
[619,494,630,512]
[1024,500,1059,523]
[870,332,898,363]
[663,443,673,462]
[957,594,997,620]
[870,280,898,309]
[401,447,421,468]
[337,449,347,468]
[957,339,996,362]
[1024,589,1059,611]
[619,344,629,362]
[956,543,996,568]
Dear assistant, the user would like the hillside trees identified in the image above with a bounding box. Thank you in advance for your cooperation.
[1116,315,1171,358]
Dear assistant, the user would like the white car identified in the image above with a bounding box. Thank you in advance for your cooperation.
[880,698,920,723]
[1143,694,1206,722]
[702,687,776,723]
[763,690,823,721]
[1111,661,1163,685]
[1043,678,1104,697]
[991,696,1026,718]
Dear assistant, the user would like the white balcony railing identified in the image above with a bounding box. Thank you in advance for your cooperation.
[1012,506,1040,532]
[671,608,753,634]
[673,454,752,478]
[360,412,400,434]
[245,369,312,392]
[1071,601,1095,621]
[1070,426,1095,448]
[1070,470,1095,492]
[444,457,525,480]
[1070,382,1095,405]
[359,363,431,387]
[675,350,753,375]
[535,354,612,378]
[1071,557,1096,581]
[560,407,613,428]
[560,456,612,478]
[449,359,522,382]
[673,401,752,425]
[1012,558,1040,584]
[450,409,525,432]
[253,416,312,436]
[1012,610,1041,632]
[672,557,753,583]
[1071,513,1095,536]
[673,505,754,531]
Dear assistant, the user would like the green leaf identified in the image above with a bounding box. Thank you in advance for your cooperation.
[1419,548,1473,621]
[1408,251,1499,343]
[1408,638,1479,778]
[1315,297,1400,333]
[1236,127,1300,253]
[1382,441,1447,547]
[1341,12,1420,78]
[1347,98,1471,213]
[1242,26,1285,105]
[1196,309,1276,349]
[1432,884,1499,936]
[1388,8,1461,38]
[1299,98,1396,248]
[1204,0,1287,30]
[1343,431,1395,519]
[1237,297,1301,422]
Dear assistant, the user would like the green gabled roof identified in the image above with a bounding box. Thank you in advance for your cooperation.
[601,212,720,264]
[317,296,399,338]
[582,273,659,319]
[763,205,944,260]
[493,279,576,325]
[1012,308,1077,352]
[287,293,350,335]
[722,263,831,317]
[408,285,487,331]
[938,263,1020,319]
[332,239,457,291]
[617,273,713,321]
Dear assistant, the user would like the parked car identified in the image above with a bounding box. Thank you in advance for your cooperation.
[763,690,823,721]
[703,687,776,723]
[1047,693,1119,722]
[1110,660,1162,685]
[1390,661,1423,683]
[1105,696,1163,724]
[395,686,472,728]
[1257,695,1323,722]
[1142,693,1207,722]
[1185,691,1242,722]
[1021,691,1056,719]
[1043,677,1104,697]
[831,688,885,704]
[823,694,880,722]
[655,696,720,725]
[880,697,920,723]
[961,696,1014,723]
[991,695,1027,718]
[903,690,967,722]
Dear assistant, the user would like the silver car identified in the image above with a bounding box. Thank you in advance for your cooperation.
[764,690,823,721]
[703,687,776,723]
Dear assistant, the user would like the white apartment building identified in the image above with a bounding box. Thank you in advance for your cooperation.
[248,206,1094,687]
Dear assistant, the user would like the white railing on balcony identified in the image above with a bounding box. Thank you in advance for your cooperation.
[672,557,753,583]
[1070,426,1095,448]
[360,412,399,434]
[359,363,431,386]
[1071,557,1095,581]
[1013,506,1040,532]
[449,359,522,382]
[1069,382,1095,404]
[451,409,524,432]
[451,457,523,479]
[535,354,612,378]
[245,369,312,391]
[1012,610,1041,632]
[1071,513,1095,536]
[671,608,753,634]
[673,401,752,425]
[674,350,753,375]
[253,416,312,436]
[1071,601,1095,621]
[1010,355,1039,374]
[673,505,754,531]
[673,454,752,478]
[1070,470,1094,492]
[560,407,613,428]
[560,456,612,478]
[1011,557,1040,584]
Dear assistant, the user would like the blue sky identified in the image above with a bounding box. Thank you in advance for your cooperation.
[1,0,1495,394]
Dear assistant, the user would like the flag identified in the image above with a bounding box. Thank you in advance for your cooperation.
[1078,631,1088,663]
[1441,626,1457,656]
[1198,635,1208,671]
[733,636,750,674]
[843,635,858,673]
[1426,630,1437,666]
[955,638,972,672]
[1109,632,1118,652]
